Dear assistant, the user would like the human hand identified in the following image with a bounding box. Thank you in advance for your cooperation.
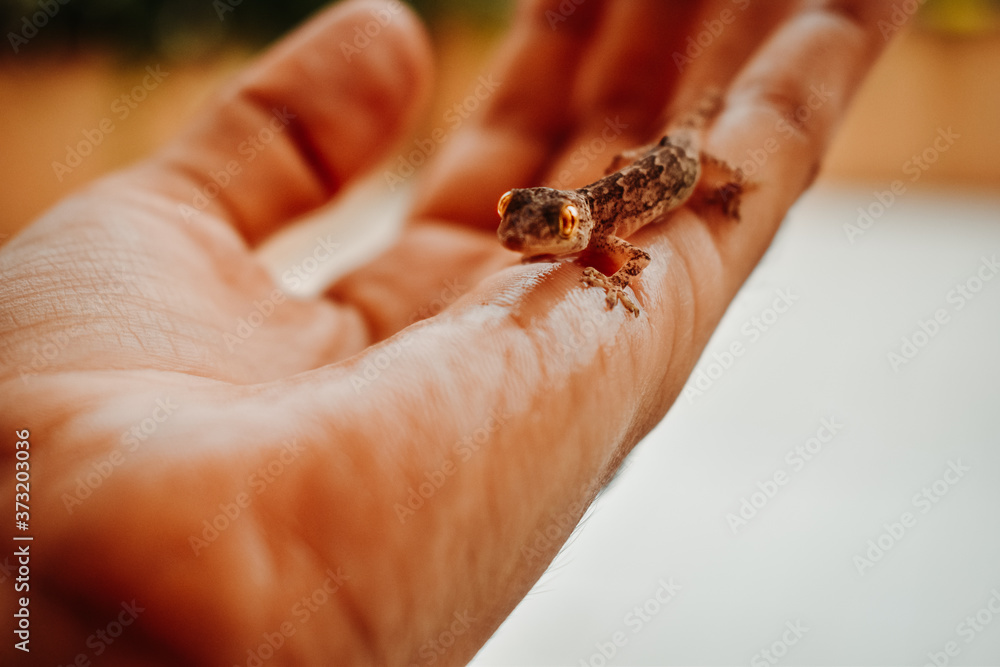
[1,0,900,663]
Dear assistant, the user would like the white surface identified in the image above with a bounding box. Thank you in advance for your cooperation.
[470,185,1000,667]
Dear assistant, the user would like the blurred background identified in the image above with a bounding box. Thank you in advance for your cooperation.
[0,0,998,238]
[3,2,999,665]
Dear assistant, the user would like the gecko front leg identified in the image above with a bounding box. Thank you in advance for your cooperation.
[581,236,651,317]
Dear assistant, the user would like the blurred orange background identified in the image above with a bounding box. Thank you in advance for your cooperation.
[0,6,997,240]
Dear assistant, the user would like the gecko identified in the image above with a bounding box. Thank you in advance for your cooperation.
[496,99,744,317]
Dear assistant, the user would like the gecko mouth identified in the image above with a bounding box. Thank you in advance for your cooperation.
[500,237,524,252]
[497,227,525,252]
[498,222,572,255]
[500,236,566,255]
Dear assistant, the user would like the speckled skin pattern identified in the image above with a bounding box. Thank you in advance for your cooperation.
[497,128,703,316]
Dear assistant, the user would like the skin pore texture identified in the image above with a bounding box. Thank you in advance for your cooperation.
[0,0,900,664]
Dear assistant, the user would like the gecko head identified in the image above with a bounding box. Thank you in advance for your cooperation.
[496,188,593,255]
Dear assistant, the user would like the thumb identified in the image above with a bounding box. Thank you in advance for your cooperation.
[132,0,433,245]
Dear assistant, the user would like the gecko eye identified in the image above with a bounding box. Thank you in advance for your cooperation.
[558,205,579,239]
[497,191,513,217]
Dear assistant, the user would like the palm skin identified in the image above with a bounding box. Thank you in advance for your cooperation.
[1,0,899,664]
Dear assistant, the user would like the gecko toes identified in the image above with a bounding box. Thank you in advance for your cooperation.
[615,289,641,316]
[581,268,642,316]
[622,295,641,317]
[581,267,606,288]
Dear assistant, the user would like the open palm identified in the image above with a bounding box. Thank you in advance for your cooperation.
[1,0,897,663]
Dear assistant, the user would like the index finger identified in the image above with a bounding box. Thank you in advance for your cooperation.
[410,0,629,229]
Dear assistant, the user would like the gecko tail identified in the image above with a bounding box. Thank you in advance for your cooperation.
[603,89,722,175]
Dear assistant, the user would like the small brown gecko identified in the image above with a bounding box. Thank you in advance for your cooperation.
[496,100,744,316]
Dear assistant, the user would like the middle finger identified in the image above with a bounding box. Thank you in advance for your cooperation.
[546,0,799,187]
